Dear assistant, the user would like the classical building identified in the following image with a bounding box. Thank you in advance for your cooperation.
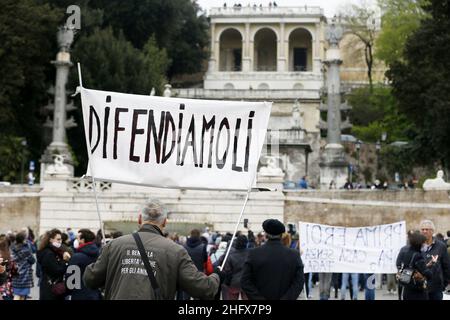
[175,5,329,186]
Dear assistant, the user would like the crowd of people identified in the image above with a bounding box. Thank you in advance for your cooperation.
[1,203,449,300]
[223,2,278,9]
[293,175,419,191]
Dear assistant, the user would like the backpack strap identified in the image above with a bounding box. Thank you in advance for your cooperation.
[132,232,162,300]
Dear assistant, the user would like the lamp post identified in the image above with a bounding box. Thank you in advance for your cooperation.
[20,139,27,185]
[355,139,361,180]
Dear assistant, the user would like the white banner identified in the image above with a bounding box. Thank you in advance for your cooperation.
[80,88,271,191]
[299,221,406,273]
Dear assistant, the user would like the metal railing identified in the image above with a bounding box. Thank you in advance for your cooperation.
[173,88,320,100]
[210,6,324,16]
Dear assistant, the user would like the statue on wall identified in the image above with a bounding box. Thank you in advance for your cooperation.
[325,17,343,47]
[259,156,284,176]
[45,154,71,176]
[292,99,304,129]
[423,170,450,191]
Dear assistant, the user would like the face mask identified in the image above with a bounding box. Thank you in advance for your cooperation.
[52,242,62,249]
[73,239,79,249]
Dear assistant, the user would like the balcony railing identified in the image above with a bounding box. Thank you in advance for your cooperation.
[265,128,307,145]
[210,6,324,17]
[173,88,320,100]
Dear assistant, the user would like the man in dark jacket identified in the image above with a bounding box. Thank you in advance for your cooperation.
[241,219,304,300]
[67,229,101,300]
[184,229,207,272]
[84,199,220,300]
[223,234,249,300]
[181,229,208,299]
[419,220,450,300]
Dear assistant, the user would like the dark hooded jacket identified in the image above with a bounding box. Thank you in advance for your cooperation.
[67,242,102,300]
[223,237,249,288]
[184,237,207,272]
[37,245,68,300]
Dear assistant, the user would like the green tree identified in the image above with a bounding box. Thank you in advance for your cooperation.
[388,0,450,170]
[375,0,427,66]
[0,0,60,181]
[90,0,209,78]
[338,1,380,92]
[68,28,169,175]
[348,85,413,142]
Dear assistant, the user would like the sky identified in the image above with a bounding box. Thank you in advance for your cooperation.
[196,0,372,17]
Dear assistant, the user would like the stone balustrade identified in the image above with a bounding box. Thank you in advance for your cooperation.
[210,6,324,16]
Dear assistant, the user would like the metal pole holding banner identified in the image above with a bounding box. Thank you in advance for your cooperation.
[77,62,106,245]
[219,188,251,271]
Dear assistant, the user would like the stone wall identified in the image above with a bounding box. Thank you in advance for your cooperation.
[2,182,449,237]
[284,189,450,234]
[39,178,285,235]
[0,186,41,234]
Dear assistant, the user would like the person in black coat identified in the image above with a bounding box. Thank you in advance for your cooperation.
[66,229,102,300]
[396,231,437,300]
[181,229,208,300]
[223,234,249,300]
[37,229,71,300]
[241,219,304,300]
[419,220,450,300]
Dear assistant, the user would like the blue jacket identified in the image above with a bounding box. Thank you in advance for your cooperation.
[67,242,102,300]
[10,243,35,289]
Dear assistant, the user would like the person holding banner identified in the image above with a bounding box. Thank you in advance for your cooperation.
[241,219,304,300]
[83,199,221,300]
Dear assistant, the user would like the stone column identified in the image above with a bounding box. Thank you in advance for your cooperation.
[313,23,322,73]
[319,19,349,189]
[242,23,251,72]
[208,23,217,72]
[41,26,76,180]
[249,38,255,72]
[277,23,286,72]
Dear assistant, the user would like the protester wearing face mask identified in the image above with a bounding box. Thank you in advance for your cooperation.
[37,229,71,300]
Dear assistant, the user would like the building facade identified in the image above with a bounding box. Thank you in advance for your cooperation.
[175,5,331,186]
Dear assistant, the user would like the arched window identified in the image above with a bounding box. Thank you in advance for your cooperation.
[258,83,270,90]
[219,29,243,71]
[224,83,235,90]
[288,28,313,72]
[254,28,277,71]
[293,83,304,90]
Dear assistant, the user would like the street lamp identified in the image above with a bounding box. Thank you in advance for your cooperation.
[375,140,381,178]
[356,140,361,175]
[20,139,27,185]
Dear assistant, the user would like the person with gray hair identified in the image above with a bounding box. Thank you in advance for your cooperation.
[419,219,450,300]
[84,199,221,299]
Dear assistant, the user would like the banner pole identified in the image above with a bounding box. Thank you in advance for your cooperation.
[77,62,106,245]
[219,188,251,271]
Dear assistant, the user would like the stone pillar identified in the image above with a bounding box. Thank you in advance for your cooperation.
[277,23,286,72]
[208,23,217,72]
[249,39,255,72]
[242,23,251,72]
[313,23,322,73]
[41,26,76,179]
[319,19,349,189]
